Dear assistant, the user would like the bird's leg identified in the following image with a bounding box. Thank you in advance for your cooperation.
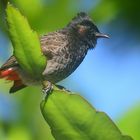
[55,84,70,92]
[42,81,53,95]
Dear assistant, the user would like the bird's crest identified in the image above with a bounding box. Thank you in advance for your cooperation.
[67,12,92,27]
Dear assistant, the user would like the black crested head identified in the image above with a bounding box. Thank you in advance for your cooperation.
[67,12,109,48]
[68,12,99,31]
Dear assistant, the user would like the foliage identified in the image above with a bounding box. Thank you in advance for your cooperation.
[91,0,140,30]
[6,3,46,79]
[117,105,140,140]
[41,90,133,140]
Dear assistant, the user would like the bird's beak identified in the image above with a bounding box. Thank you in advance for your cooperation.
[95,32,110,39]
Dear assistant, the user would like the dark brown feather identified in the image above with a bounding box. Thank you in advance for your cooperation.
[0,56,18,70]
[10,80,26,93]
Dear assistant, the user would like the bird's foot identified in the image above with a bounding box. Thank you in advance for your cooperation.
[55,84,70,92]
[42,81,53,95]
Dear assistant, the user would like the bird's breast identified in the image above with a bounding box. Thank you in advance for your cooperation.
[43,44,88,83]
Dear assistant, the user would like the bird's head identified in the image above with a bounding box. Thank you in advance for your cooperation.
[67,12,109,48]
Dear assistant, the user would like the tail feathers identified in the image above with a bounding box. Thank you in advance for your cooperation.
[10,80,26,93]
[0,68,20,80]
[0,68,26,93]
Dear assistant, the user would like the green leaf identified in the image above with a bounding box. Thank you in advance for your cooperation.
[6,3,46,79]
[41,90,133,140]
[117,104,140,140]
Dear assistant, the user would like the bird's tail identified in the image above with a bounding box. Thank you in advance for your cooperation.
[0,68,20,80]
[0,68,26,93]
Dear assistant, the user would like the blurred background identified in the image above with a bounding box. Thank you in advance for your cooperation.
[0,0,140,139]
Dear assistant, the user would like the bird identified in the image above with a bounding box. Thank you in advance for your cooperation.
[0,12,109,93]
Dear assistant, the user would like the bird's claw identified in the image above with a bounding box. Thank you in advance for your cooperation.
[56,84,70,92]
[42,81,53,95]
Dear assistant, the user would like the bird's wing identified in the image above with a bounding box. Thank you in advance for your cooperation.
[40,31,68,59]
[1,31,67,70]
[0,56,18,70]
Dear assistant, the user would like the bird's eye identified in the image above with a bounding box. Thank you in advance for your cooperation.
[77,24,87,35]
